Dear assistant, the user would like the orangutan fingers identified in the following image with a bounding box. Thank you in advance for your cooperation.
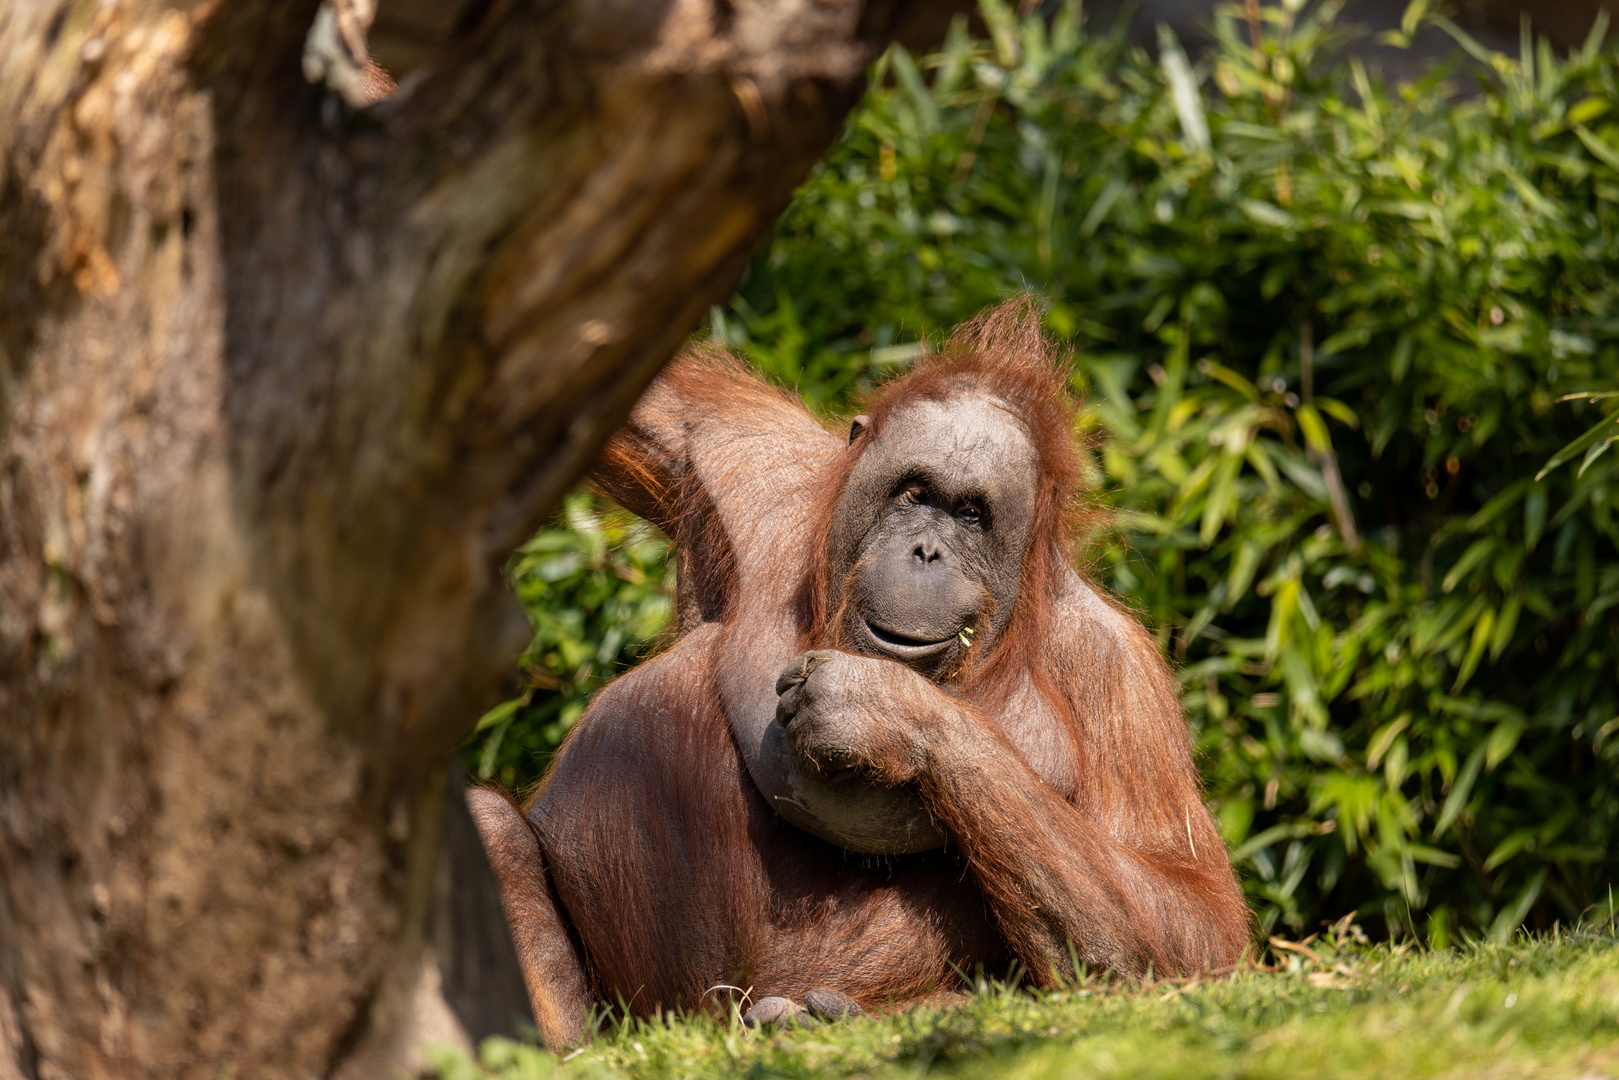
[774,650,835,696]
[774,663,805,697]
[774,682,804,727]
[774,653,840,736]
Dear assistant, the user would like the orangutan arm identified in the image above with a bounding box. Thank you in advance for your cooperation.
[925,725,1247,978]
[774,606,1251,979]
[592,352,837,544]
[914,687,1251,979]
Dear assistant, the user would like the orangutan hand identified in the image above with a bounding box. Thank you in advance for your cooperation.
[773,650,944,785]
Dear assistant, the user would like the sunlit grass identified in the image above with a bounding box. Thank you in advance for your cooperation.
[429,926,1619,1079]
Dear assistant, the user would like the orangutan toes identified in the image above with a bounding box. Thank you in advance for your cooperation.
[804,987,862,1021]
[742,996,812,1028]
[743,989,861,1029]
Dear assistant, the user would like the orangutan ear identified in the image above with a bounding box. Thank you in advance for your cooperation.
[848,415,870,444]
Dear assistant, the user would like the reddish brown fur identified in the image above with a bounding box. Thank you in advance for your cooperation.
[473,301,1250,1047]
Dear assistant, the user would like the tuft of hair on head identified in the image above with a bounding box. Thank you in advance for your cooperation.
[862,295,1087,545]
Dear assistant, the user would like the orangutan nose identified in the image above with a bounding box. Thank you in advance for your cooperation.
[912,536,943,565]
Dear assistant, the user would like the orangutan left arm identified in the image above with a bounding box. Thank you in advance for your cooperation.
[774,650,1251,980]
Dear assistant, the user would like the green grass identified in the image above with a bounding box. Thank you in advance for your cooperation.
[430,927,1619,1079]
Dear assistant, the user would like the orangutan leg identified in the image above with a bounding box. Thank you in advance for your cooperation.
[466,787,592,1048]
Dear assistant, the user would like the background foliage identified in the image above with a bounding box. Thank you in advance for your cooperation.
[466,0,1619,944]
[466,497,672,784]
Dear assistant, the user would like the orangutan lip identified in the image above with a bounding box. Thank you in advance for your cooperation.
[863,620,956,658]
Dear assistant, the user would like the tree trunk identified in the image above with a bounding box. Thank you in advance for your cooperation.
[0,1,918,1075]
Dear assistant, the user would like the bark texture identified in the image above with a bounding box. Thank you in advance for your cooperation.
[0,0,913,1075]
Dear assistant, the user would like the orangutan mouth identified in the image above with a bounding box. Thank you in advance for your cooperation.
[862,619,957,660]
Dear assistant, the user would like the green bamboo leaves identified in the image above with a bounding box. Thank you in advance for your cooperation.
[1537,394,1619,480]
[467,495,674,788]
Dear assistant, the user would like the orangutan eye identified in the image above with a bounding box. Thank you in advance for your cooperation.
[958,504,982,526]
[902,483,927,504]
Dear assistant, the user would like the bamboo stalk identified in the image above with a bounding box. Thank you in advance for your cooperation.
[1300,321,1361,550]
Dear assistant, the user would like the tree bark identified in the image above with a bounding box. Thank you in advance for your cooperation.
[0,0,916,1075]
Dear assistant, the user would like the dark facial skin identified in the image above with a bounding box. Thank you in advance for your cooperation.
[827,390,1040,675]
